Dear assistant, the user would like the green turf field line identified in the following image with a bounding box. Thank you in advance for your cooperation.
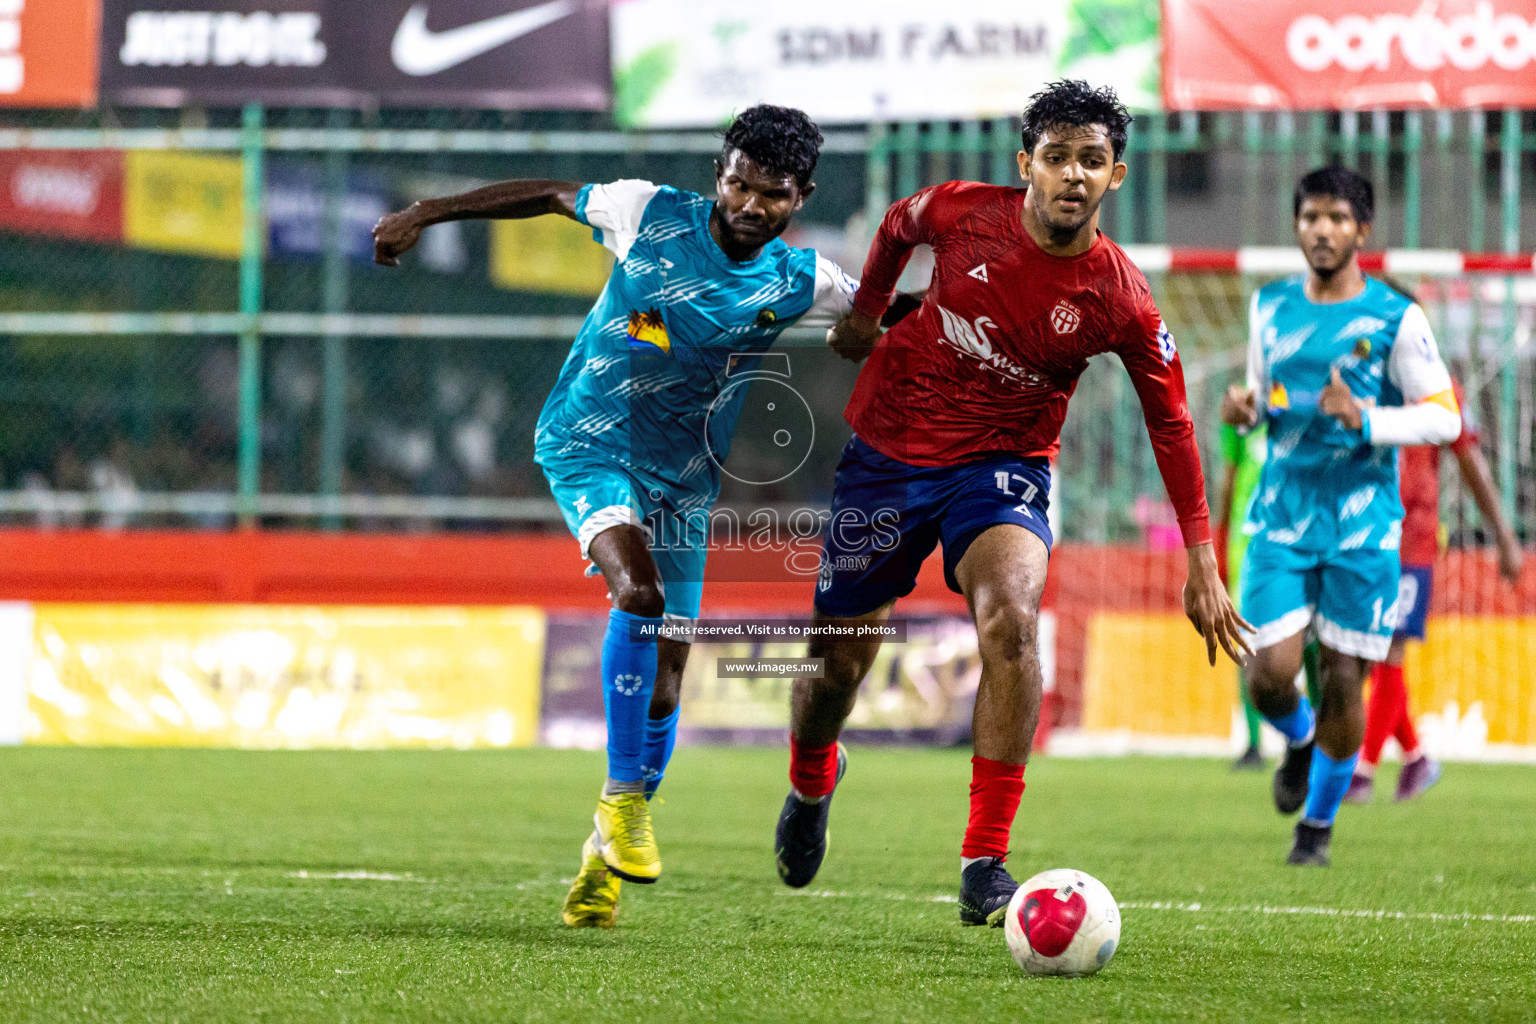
[288,870,423,882]
[778,889,1536,924]
[1121,900,1536,924]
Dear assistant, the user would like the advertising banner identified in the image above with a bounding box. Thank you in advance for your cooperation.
[100,0,610,108]
[0,0,100,108]
[0,150,123,242]
[1163,0,1536,110]
[266,158,388,261]
[610,0,1160,127]
[538,613,1056,747]
[10,603,545,748]
[123,149,244,258]
[490,214,613,295]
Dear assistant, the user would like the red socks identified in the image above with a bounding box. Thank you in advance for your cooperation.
[789,737,839,799]
[1393,677,1421,757]
[962,756,1026,860]
[1363,663,1409,767]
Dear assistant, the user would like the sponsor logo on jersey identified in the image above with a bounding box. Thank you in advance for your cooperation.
[937,304,996,359]
[934,304,1049,389]
[967,263,989,282]
[626,308,671,353]
[1050,300,1081,335]
[391,0,576,77]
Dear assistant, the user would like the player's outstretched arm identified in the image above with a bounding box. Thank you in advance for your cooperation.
[1452,444,1525,584]
[1183,543,1254,666]
[373,179,583,266]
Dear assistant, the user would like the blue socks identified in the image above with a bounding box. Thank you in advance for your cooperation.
[1267,695,1316,747]
[640,706,681,798]
[601,608,662,785]
[1303,747,1359,827]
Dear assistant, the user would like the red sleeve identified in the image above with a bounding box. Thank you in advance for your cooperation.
[850,187,938,319]
[1115,296,1213,548]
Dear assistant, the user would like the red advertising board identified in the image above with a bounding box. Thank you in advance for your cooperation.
[0,0,100,107]
[1164,0,1536,109]
[0,150,123,242]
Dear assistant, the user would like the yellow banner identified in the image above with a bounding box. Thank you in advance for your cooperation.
[124,151,244,259]
[21,604,545,749]
[1081,611,1536,752]
[490,215,613,295]
[1082,613,1236,739]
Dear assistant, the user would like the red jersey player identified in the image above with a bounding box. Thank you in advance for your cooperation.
[1345,376,1523,804]
[773,80,1249,926]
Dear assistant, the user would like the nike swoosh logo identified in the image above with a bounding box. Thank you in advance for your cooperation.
[391,0,576,77]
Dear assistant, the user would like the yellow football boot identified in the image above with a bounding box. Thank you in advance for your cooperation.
[594,791,661,883]
[560,832,622,928]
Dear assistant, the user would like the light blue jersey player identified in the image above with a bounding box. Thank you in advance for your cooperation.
[1221,167,1459,868]
[373,105,856,927]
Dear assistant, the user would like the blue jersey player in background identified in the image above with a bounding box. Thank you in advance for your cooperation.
[1221,167,1460,867]
[374,106,859,927]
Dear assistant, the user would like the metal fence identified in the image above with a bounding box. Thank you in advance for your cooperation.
[0,106,1531,542]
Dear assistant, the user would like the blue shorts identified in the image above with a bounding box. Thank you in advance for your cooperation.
[539,448,705,631]
[813,436,1053,619]
[1240,535,1400,662]
[1392,564,1434,642]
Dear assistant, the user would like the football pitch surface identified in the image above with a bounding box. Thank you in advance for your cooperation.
[0,747,1532,1023]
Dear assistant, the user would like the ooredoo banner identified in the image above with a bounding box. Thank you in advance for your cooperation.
[100,0,609,108]
[1163,0,1536,109]
[0,0,101,107]
[0,150,123,242]
[611,0,1160,127]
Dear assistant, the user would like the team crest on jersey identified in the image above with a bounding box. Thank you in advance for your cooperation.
[755,308,778,328]
[1268,382,1290,410]
[1353,337,1372,358]
[627,309,671,353]
[1157,319,1177,364]
[1050,301,1081,335]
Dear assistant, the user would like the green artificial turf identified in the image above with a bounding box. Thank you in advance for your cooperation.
[0,746,1531,1023]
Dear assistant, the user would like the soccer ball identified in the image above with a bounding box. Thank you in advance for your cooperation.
[1003,868,1120,977]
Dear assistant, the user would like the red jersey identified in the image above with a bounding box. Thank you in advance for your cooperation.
[846,181,1211,547]
[1398,378,1477,566]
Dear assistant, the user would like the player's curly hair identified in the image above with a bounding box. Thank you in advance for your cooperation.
[1294,166,1375,225]
[720,104,823,188]
[1020,79,1132,161]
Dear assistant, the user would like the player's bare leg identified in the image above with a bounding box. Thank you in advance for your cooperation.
[775,602,893,888]
[1244,629,1310,802]
[952,525,1050,925]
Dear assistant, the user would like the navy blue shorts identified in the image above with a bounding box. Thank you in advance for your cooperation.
[813,436,1053,618]
[1392,563,1434,642]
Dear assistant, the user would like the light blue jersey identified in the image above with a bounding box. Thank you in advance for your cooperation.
[1240,276,1454,660]
[534,180,855,627]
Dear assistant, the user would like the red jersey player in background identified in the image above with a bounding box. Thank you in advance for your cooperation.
[1345,375,1523,804]
[773,80,1250,926]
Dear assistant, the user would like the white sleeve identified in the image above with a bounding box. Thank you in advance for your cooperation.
[1363,303,1460,446]
[796,254,858,328]
[1245,289,1267,396]
[578,179,660,261]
